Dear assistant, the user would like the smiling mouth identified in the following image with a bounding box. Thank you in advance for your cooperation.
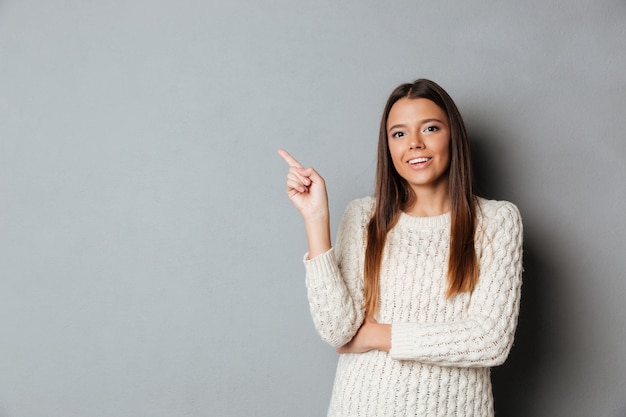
[408,157,431,165]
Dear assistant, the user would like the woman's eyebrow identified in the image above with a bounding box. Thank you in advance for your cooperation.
[387,123,407,131]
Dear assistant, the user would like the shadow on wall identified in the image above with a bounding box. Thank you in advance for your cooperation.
[491,242,550,417]
[471,136,552,417]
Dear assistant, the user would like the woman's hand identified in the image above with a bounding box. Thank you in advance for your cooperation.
[277,149,329,222]
[336,317,391,354]
[278,149,331,258]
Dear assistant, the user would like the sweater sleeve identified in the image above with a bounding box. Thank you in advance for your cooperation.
[303,199,369,348]
[389,201,523,367]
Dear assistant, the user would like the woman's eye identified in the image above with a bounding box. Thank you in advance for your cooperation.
[424,126,439,132]
[391,131,405,138]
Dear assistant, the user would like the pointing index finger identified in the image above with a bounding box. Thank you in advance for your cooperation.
[277,148,304,168]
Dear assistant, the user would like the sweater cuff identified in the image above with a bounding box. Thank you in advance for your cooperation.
[303,248,340,277]
[390,323,431,360]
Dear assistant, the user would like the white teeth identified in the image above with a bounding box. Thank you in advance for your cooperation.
[409,157,430,164]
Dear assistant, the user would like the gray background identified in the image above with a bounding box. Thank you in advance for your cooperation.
[1,0,625,416]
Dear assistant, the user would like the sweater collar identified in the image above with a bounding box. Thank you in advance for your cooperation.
[397,210,451,229]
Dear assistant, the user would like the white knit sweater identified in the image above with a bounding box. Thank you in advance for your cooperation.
[303,196,523,417]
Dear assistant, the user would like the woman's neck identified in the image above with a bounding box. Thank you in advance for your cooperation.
[404,186,451,217]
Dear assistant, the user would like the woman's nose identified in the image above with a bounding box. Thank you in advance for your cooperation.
[409,135,424,149]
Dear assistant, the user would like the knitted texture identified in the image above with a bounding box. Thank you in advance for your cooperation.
[304,196,523,417]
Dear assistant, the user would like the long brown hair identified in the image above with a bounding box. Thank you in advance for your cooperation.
[363,79,478,317]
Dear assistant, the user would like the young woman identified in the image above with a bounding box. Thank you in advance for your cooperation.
[278,79,523,417]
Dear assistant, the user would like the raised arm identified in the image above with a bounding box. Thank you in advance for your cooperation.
[279,149,367,346]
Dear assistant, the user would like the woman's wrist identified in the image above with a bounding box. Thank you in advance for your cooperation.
[305,216,331,258]
[373,323,392,352]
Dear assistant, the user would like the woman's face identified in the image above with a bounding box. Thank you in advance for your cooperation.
[387,97,451,196]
